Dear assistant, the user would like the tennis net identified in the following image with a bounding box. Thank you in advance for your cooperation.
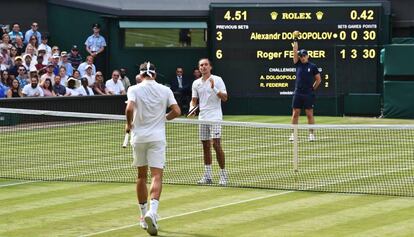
[0,108,413,197]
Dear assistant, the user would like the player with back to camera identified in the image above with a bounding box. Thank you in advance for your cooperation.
[125,62,180,236]
[290,30,321,142]
[189,58,228,185]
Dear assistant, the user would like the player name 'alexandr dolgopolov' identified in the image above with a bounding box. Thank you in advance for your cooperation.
[251,32,339,40]
[257,50,326,60]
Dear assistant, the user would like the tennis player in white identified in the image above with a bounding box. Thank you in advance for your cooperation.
[125,62,180,236]
[190,58,228,185]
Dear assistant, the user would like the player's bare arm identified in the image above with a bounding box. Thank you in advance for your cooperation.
[313,74,322,91]
[125,101,135,133]
[209,78,228,102]
[166,104,181,120]
[292,31,300,64]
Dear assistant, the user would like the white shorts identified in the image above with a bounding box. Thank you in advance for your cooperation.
[131,140,166,169]
[199,124,222,141]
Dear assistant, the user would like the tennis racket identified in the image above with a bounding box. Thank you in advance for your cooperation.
[187,105,199,118]
[122,133,129,148]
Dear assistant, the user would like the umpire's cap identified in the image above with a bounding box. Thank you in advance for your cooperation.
[298,49,308,57]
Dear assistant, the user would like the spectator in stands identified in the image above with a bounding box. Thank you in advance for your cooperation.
[40,63,55,85]
[59,51,73,76]
[78,55,96,77]
[119,68,131,90]
[6,78,23,98]
[24,44,37,65]
[22,75,43,97]
[8,56,23,77]
[72,69,81,80]
[29,66,38,80]
[41,78,56,97]
[51,53,60,75]
[193,67,201,81]
[53,75,67,96]
[170,67,190,113]
[27,35,39,52]
[85,23,106,71]
[16,65,28,88]
[78,77,94,96]
[0,34,12,51]
[9,47,18,65]
[0,54,8,71]
[92,71,108,95]
[38,35,51,59]
[37,45,48,65]
[35,55,45,72]
[51,46,60,58]
[65,77,81,96]
[105,69,125,95]
[83,65,95,86]
[23,54,33,71]
[0,77,8,98]
[13,36,25,56]
[58,66,68,86]
[1,70,12,87]
[8,23,23,43]
[24,22,42,44]
[68,45,82,69]
[1,46,11,68]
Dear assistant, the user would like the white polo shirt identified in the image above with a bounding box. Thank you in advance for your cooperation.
[105,79,125,95]
[192,74,227,120]
[127,80,177,143]
[22,84,44,97]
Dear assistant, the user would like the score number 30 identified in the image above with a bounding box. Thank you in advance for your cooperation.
[340,49,376,59]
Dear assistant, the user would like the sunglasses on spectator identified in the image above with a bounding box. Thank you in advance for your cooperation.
[32,24,38,27]
[18,69,25,71]
[113,74,120,77]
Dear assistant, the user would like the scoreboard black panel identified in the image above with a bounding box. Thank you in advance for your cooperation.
[210,3,387,97]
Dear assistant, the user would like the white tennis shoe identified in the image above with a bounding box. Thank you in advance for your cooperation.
[219,170,228,186]
[144,211,159,236]
[309,134,316,142]
[197,176,213,185]
[139,217,148,230]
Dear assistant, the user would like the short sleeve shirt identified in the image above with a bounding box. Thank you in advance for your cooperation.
[294,62,320,94]
[191,75,227,121]
[105,79,125,95]
[22,84,44,97]
[127,80,177,143]
[85,34,107,52]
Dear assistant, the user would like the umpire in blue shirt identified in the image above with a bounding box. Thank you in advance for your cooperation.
[290,31,321,141]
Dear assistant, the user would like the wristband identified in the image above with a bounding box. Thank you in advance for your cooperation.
[213,87,220,94]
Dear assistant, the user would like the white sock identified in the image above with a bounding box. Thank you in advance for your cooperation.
[150,199,159,214]
[205,165,212,179]
[139,202,147,217]
[220,169,227,177]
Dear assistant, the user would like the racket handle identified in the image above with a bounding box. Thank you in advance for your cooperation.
[122,133,129,148]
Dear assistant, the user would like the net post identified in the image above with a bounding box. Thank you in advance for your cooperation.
[293,125,299,172]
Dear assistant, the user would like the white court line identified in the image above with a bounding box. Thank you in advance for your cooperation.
[0,180,38,188]
[79,190,293,237]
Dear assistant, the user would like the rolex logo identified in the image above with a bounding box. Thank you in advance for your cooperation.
[316,11,324,20]
[270,12,278,20]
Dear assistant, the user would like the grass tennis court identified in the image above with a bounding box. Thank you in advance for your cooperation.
[1,115,414,236]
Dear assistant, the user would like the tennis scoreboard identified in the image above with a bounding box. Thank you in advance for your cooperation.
[210,3,388,97]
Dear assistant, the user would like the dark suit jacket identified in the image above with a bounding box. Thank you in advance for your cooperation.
[170,76,190,94]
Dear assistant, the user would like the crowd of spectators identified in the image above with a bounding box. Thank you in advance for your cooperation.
[0,21,203,109]
[0,21,132,98]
